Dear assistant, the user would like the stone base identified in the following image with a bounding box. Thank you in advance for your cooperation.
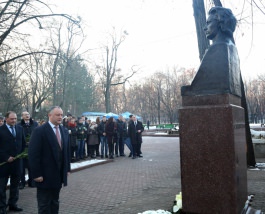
[179,94,247,214]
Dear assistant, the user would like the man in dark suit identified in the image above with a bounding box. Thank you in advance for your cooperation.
[0,111,26,214]
[28,106,70,214]
[17,111,38,189]
[128,115,144,159]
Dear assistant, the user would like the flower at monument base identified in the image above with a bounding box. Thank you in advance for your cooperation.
[172,192,182,213]
[138,209,172,214]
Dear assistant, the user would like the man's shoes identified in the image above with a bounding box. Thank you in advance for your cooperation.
[120,154,125,157]
[105,155,108,158]
[132,156,136,159]
[101,155,103,158]
[138,155,143,158]
[9,205,23,212]
[128,153,132,157]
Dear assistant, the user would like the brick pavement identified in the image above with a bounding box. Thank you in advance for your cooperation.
[10,137,265,213]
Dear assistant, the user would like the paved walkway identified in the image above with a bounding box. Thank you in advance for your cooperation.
[11,137,265,213]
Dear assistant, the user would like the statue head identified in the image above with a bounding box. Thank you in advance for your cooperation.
[204,7,237,44]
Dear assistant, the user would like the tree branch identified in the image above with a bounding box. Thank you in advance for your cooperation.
[0,51,57,66]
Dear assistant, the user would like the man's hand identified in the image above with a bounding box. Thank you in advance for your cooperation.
[34,176,43,182]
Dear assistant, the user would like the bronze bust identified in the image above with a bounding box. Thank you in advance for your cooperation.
[181,7,241,97]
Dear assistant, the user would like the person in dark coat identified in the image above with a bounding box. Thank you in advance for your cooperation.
[0,111,26,213]
[115,115,126,156]
[98,116,108,158]
[28,106,70,214]
[105,117,116,159]
[76,117,87,161]
[88,121,99,158]
[147,120,150,130]
[95,117,101,157]
[128,115,144,159]
[67,118,78,162]
[122,117,133,156]
[17,111,38,189]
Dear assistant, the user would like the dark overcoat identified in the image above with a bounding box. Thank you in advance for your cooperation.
[28,122,70,189]
[128,120,144,145]
[0,124,26,177]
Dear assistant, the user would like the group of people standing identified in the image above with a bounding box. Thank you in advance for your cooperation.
[65,113,145,160]
[0,107,71,214]
[0,107,145,214]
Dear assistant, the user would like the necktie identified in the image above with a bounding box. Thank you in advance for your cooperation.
[134,122,137,126]
[10,126,16,137]
[55,126,62,148]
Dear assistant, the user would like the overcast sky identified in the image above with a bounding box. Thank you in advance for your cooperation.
[53,0,265,80]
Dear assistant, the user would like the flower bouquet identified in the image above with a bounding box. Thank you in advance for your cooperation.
[172,192,182,213]
[0,148,28,166]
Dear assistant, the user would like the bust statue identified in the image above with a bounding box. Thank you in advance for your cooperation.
[181,7,241,97]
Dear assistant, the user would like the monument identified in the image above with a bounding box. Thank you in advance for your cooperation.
[179,7,247,213]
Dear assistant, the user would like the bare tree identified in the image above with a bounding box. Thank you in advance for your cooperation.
[96,29,138,112]
[0,0,80,67]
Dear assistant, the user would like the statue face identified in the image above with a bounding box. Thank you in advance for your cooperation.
[204,15,219,40]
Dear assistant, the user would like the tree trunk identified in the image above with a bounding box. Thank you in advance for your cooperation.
[241,76,256,166]
[192,0,210,61]
[212,0,222,7]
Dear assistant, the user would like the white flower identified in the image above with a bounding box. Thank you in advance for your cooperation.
[173,192,182,213]
[138,210,172,214]
[177,199,182,208]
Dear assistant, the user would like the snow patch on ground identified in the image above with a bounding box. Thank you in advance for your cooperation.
[71,159,106,170]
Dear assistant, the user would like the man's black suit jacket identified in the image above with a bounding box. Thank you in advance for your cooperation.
[28,122,70,189]
[0,124,26,177]
[128,120,144,145]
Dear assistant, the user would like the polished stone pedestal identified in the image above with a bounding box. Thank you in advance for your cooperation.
[179,94,247,214]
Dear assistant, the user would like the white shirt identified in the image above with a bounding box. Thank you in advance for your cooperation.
[48,121,61,139]
[6,124,16,136]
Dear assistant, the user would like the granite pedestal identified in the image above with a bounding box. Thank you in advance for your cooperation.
[179,94,247,214]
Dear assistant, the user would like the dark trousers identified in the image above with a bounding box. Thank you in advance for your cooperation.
[20,158,34,186]
[89,145,95,157]
[119,136,124,155]
[115,136,125,155]
[107,136,114,156]
[0,175,20,209]
[37,188,61,214]
[96,135,100,155]
[86,140,90,157]
[132,143,140,157]
[70,146,77,159]
[114,139,119,155]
